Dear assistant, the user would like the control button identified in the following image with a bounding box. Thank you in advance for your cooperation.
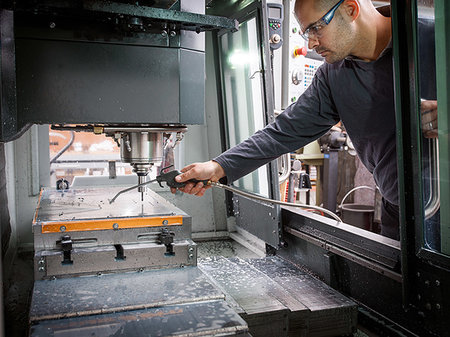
[292,69,304,85]
[270,34,281,44]
[293,46,307,57]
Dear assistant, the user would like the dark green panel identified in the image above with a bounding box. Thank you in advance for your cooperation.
[435,0,450,255]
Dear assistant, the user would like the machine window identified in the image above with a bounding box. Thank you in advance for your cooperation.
[219,17,270,197]
[417,0,449,255]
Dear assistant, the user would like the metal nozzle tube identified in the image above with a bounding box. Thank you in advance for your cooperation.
[138,175,146,201]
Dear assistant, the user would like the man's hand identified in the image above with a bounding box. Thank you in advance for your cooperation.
[171,160,226,197]
[421,100,438,138]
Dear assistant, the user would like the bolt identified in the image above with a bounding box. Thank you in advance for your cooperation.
[38,266,45,272]
[113,223,119,230]
[161,30,168,37]
[49,22,56,29]
[188,254,194,259]
[435,280,440,287]
[436,303,441,310]
[170,30,176,37]
[162,220,169,225]
[138,268,144,273]
[60,226,66,232]
[97,272,103,277]
[51,276,57,281]
[38,259,45,265]
[188,247,194,253]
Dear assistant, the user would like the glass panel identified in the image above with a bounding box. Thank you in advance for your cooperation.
[418,0,449,255]
[219,17,270,197]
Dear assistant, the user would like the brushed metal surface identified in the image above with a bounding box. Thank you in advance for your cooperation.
[35,240,197,280]
[30,266,223,322]
[33,187,188,225]
[30,300,249,337]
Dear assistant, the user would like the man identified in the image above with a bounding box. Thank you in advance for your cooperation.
[172,0,438,240]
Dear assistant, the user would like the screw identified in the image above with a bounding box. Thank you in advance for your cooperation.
[436,303,441,310]
[188,247,194,253]
[113,223,119,230]
[97,272,103,277]
[435,280,440,287]
[51,276,57,281]
[49,22,56,29]
[60,226,66,232]
[38,259,45,265]
[188,254,194,259]
[162,220,169,225]
[161,30,168,37]
[138,268,144,272]
[38,266,45,272]
[170,30,176,37]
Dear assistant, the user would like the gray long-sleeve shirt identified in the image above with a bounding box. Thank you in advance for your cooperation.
[215,45,398,205]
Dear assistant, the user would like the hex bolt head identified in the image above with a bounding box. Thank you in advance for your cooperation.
[113,223,119,230]
[60,226,66,232]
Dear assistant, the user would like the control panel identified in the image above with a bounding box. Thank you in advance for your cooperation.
[267,3,283,50]
[285,0,324,104]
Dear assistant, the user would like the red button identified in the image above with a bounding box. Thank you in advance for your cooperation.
[293,47,307,57]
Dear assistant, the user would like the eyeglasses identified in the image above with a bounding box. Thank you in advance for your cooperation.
[300,0,345,41]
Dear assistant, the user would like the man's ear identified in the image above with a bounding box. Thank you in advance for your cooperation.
[341,0,360,22]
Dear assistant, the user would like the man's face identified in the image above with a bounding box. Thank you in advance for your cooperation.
[295,0,354,63]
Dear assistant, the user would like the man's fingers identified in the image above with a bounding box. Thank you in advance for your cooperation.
[182,182,196,194]
[421,111,437,124]
[180,164,195,173]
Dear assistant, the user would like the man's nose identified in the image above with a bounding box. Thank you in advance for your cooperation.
[308,36,319,50]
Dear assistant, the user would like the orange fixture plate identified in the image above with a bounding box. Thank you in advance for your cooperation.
[41,215,183,234]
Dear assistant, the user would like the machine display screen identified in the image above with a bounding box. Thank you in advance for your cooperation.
[269,7,281,19]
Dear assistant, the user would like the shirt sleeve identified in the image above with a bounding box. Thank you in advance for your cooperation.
[214,66,340,183]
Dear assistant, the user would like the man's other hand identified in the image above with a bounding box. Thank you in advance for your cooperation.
[421,100,438,138]
[170,161,226,197]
